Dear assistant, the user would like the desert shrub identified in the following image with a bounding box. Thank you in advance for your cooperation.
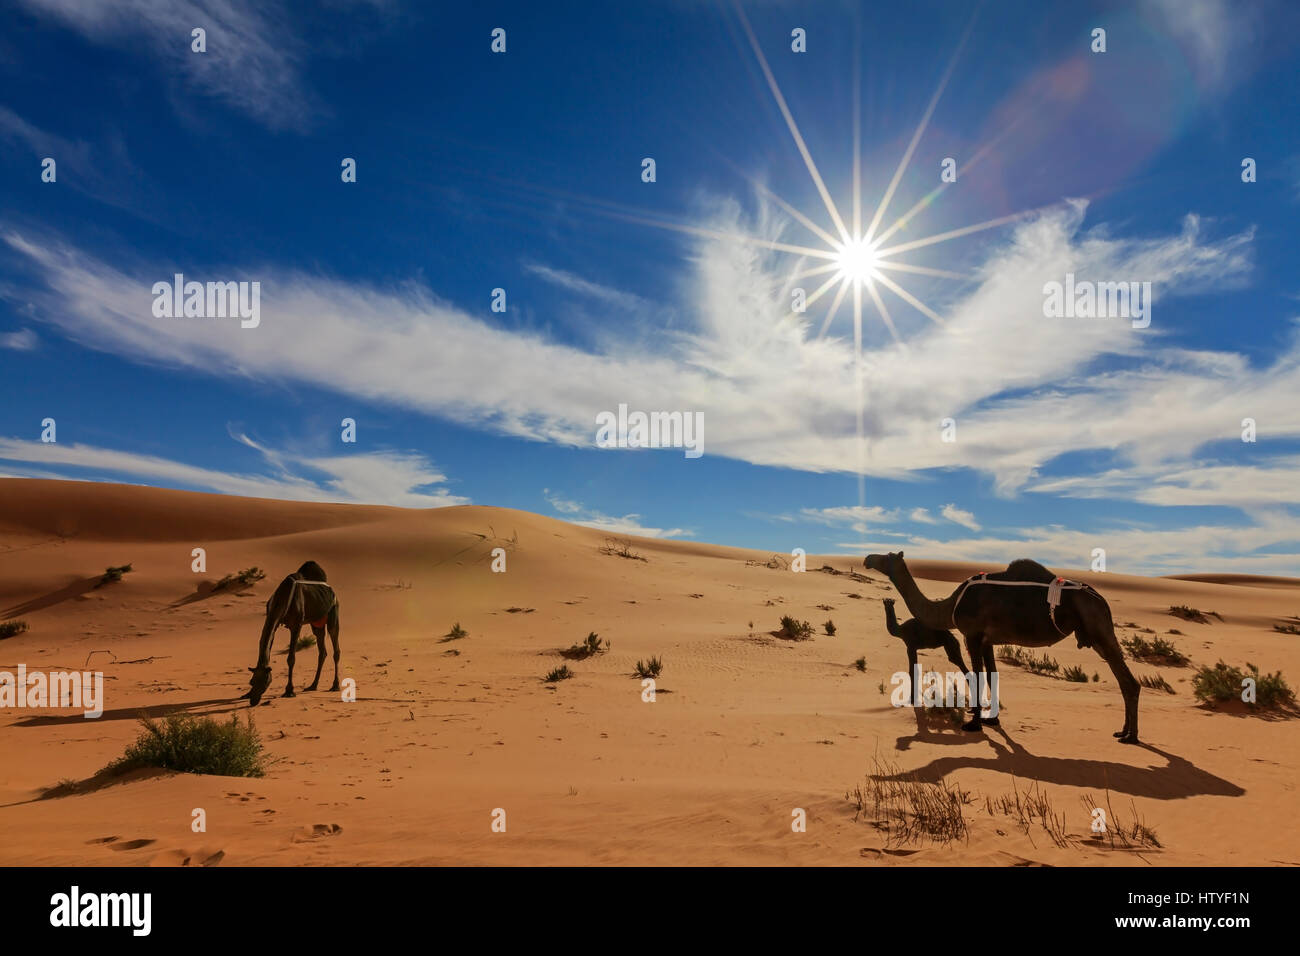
[294,634,316,651]
[1122,633,1189,666]
[104,714,264,778]
[1062,664,1088,683]
[98,564,133,586]
[846,757,970,846]
[777,615,814,641]
[633,656,662,679]
[1079,792,1161,849]
[1139,673,1174,694]
[855,657,867,672]
[1193,660,1295,710]
[561,632,608,660]
[823,620,837,636]
[440,622,468,643]
[997,646,1059,675]
[599,537,647,561]
[985,778,1070,848]
[0,620,29,640]
[544,665,573,683]
[1169,605,1221,624]
[215,567,266,591]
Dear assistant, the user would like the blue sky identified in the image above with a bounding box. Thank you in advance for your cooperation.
[2,0,1299,574]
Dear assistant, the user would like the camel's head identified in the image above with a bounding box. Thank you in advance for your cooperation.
[863,550,904,577]
[246,665,272,707]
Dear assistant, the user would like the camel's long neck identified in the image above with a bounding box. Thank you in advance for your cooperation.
[890,561,957,631]
[883,603,902,637]
[254,577,296,669]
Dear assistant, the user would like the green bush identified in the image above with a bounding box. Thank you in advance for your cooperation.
[104,714,264,777]
[633,656,663,679]
[1122,633,1189,666]
[777,616,814,641]
[1193,661,1295,709]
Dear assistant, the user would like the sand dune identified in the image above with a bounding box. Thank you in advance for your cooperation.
[1,479,1297,865]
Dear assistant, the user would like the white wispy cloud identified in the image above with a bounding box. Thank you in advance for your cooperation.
[0,434,468,507]
[15,0,318,130]
[523,263,651,314]
[1141,0,1249,93]
[940,503,981,531]
[0,328,37,351]
[3,195,1280,516]
[843,513,1300,577]
[542,489,689,538]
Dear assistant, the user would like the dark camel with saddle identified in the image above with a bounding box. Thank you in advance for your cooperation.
[243,561,341,706]
[864,552,1140,743]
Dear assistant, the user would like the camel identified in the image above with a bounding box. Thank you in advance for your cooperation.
[243,560,341,707]
[863,551,1140,743]
[882,597,972,698]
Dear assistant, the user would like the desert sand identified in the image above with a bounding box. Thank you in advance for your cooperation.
[0,478,1296,866]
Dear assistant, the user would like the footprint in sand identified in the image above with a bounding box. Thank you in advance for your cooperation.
[290,823,344,843]
[147,848,225,867]
[85,836,119,845]
[108,838,157,851]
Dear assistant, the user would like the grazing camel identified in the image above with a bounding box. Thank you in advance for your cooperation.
[864,551,1140,743]
[243,561,341,707]
[882,597,971,691]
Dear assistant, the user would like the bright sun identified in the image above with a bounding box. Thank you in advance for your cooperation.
[833,236,880,286]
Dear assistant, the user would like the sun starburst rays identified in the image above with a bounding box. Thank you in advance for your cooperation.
[721,2,1006,509]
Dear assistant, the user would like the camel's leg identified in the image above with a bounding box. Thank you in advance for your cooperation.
[961,632,986,732]
[941,636,969,677]
[981,642,1001,725]
[327,603,341,693]
[283,625,300,697]
[305,624,327,691]
[1087,620,1140,743]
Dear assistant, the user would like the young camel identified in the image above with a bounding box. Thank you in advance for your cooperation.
[243,560,341,707]
[883,597,971,679]
[864,551,1140,743]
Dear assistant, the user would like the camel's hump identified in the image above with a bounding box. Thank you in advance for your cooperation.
[296,560,327,581]
[991,558,1055,582]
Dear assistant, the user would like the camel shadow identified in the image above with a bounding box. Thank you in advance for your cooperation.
[9,696,241,727]
[894,706,987,751]
[2,576,101,619]
[0,767,175,809]
[878,724,1245,800]
[169,581,261,608]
